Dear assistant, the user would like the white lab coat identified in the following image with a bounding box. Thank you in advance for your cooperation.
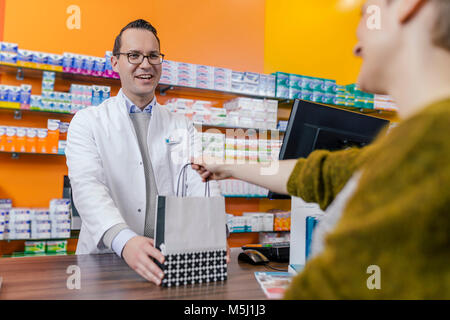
[65,94,221,255]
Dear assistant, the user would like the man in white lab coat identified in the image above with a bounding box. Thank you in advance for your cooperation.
[65,19,221,285]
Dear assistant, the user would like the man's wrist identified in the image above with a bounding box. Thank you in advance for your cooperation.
[112,228,138,258]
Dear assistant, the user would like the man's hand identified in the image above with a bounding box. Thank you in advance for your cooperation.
[122,236,165,285]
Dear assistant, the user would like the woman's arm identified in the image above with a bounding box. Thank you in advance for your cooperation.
[192,160,298,195]
[193,146,364,210]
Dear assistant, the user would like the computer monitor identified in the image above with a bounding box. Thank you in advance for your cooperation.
[268,99,389,199]
[63,176,81,230]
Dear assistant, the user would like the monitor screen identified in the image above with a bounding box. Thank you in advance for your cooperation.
[63,175,81,230]
[269,99,389,199]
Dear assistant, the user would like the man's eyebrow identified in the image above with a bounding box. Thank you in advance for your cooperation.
[127,49,160,54]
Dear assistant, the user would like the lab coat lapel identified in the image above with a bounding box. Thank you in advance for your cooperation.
[109,96,142,159]
[148,104,175,196]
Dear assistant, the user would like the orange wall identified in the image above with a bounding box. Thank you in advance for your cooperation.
[264,0,363,85]
[3,0,265,72]
[0,0,266,207]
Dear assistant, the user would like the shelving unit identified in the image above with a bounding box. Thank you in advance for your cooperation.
[224,195,268,198]
[0,61,398,122]
[0,230,79,257]
[0,55,399,254]
[0,105,74,116]
[230,230,289,234]
[0,150,64,159]
[0,62,279,101]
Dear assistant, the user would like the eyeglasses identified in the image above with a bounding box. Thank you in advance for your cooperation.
[116,52,165,65]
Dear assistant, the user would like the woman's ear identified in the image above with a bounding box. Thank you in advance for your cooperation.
[398,0,427,23]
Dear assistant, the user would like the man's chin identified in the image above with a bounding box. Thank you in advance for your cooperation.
[134,84,158,95]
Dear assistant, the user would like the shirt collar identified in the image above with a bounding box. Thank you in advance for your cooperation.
[119,89,157,114]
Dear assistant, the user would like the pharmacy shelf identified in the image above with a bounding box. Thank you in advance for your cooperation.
[277,98,398,121]
[0,62,119,87]
[0,237,71,242]
[0,105,286,134]
[0,62,397,121]
[230,230,290,234]
[0,106,73,119]
[224,195,268,198]
[0,150,65,158]
[157,83,280,102]
[194,123,285,134]
[0,62,281,102]
[2,252,72,258]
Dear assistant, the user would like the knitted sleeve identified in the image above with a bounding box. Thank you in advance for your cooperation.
[283,99,450,299]
[286,147,364,210]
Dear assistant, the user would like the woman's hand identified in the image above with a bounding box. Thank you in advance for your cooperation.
[191,162,232,182]
[192,158,297,195]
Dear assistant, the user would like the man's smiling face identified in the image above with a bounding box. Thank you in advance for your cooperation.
[111,28,162,100]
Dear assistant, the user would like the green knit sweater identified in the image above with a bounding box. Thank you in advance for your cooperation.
[284,98,450,299]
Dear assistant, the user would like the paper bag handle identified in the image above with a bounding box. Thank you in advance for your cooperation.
[176,163,210,197]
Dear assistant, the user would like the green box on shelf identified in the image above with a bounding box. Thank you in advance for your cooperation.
[345,96,356,107]
[289,87,302,99]
[299,75,312,90]
[321,93,337,105]
[345,83,358,94]
[273,72,290,99]
[335,86,347,106]
[24,240,46,254]
[274,72,290,87]
[312,91,324,103]
[335,97,347,106]
[288,74,303,90]
[355,91,375,110]
[336,85,346,95]
[307,77,324,92]
[322,79,337,94]
[46,240,67,253]
[300,89,313,101]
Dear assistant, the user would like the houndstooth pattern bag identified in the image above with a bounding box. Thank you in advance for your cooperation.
[154,164,227,287]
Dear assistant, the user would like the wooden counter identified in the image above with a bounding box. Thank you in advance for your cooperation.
[0,248,288,300]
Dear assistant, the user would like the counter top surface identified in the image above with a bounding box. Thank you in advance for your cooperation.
[0,248,289,300]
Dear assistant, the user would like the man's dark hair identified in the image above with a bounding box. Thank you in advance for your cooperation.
[113,19,160,56]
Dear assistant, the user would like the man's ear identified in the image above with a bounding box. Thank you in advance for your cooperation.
[111,55,119,73]
[398,0,427,23]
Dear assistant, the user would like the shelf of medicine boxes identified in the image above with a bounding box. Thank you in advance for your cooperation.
[0,61,287,130]
[194,123,285,139]
[276,98,398,123]
[230,230,290,234]
[224,195,269,198]
[0,61,396,123]
[0,104,285,136]
[1,230,79,243]
[0,61,285,103]
[0,231,79,257]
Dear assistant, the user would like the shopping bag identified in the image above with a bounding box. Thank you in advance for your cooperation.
[154,163,227,287]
